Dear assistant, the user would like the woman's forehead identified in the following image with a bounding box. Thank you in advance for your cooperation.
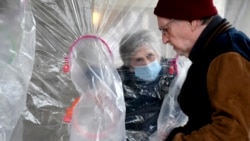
[133,46,156,57]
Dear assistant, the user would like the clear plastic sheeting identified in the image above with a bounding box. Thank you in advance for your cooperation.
[69,35,126,141]
[2,0,247,141]
[16,0,159,141]
[150,56,192,141]
[0,0,36,141]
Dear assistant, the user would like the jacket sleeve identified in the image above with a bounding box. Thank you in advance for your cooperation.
[172,52,250,141]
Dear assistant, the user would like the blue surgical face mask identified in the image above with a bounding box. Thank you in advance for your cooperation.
[134,60,162,81]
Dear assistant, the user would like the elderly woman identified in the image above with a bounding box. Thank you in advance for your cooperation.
[117,30,177,141]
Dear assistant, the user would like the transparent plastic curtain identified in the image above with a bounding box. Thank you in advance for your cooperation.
[150,56,192,141]
[67,35,125,141]
[16,0,158,141]
[0,0,36,141]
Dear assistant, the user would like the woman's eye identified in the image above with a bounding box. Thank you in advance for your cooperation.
[148,53,155,58]
[135,58,142,62]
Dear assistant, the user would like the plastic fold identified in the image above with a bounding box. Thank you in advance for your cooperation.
[150,56,192,141]
[0,0,36,141]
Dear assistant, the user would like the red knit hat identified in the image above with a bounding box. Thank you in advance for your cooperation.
[154,0,218,21]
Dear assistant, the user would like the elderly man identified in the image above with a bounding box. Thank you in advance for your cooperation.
[153,0,250,141]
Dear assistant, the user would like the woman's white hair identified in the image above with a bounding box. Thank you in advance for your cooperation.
[119,29,161,67]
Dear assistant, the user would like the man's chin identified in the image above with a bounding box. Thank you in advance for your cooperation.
[175,50,188,57]
[174,49,183,55]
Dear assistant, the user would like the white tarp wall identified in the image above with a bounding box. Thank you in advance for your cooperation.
[224,0,250,36]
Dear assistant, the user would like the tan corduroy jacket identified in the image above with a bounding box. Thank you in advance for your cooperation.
[173,52,250,141]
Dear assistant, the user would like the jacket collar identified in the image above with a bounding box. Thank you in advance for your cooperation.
[189,15,226,62]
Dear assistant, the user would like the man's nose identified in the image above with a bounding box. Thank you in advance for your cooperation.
[162,34,170,44]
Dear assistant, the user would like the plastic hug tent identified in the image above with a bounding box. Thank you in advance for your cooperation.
[0,0,36,141]
[20,0,159,141]
[150,56,191,141]
[66,32,125,141]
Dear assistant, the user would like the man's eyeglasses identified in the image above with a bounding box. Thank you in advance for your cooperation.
[159,19,175,36]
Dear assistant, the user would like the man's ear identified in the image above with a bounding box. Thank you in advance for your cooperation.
[190,20,198,31]
[190,19,204,31]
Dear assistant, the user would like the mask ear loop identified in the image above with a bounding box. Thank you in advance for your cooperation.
[62,35,113,73]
